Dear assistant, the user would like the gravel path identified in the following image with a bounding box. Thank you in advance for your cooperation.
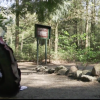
[1,62,100,99]
[15,73,100,99]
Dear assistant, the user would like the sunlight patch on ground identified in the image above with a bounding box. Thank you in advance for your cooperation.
[20,73,99,89]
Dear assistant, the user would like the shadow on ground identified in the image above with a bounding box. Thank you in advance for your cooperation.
[16,82,100,99]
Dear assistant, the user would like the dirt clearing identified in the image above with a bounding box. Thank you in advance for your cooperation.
[1,62,100,99]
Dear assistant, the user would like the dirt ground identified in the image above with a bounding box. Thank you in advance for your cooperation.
[1,62,100,99]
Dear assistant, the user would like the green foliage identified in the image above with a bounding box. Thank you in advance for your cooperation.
[0,14,6,27]
[1,0,100,64]
[76,48,100,63]
[14,43,37,62]
[57,29,100,63]
[0,14,6,19]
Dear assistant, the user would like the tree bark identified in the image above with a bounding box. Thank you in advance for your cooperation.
[74,20,78,50]
[85,0,90,49]
[15,0,19,52]
[91,0,96,48]
[55,22,58,59]
[49,20,51,63]
[21,34,24,52]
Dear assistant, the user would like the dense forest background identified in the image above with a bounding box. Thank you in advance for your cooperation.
[0,0,100,65]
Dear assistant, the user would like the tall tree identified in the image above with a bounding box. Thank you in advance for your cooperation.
[50,0,71,58]
[91,0,96,49]
[15,0,19,52]
[85,0,89,49]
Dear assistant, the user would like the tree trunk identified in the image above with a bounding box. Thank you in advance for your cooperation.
[21,34,24,52]
[15,0,19,52]
[49,20,51,63]
[73,0,78,50]
[78,0,84,49]
[74,20,78,50]
[55,22,58,59]
[91,0,96,49]
[80,17,84,49]
[85,0,90,49]
[10,27,13,46]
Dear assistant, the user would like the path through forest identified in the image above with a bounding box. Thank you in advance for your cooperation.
[1,62,100,99]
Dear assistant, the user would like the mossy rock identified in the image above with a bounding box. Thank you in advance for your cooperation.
[57,68,68,75]
[81,75,97,82]
[54,65,66,73]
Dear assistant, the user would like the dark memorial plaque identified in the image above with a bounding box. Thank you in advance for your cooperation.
[35,24,51,39]
[37,28,48,38]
